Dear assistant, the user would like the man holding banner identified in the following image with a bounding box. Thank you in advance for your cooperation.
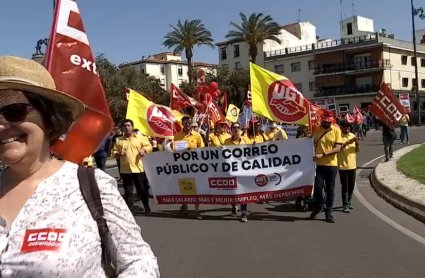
[311,110,342,223]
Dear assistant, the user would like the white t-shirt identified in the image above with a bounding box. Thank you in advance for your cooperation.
[0,162,159,277]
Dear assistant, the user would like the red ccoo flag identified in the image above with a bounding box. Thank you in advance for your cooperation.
[43,0,113,163]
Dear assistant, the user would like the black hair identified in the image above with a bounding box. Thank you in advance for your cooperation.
[231,122,241,128]
[123,119,134,126]
[181,116,192,122]
[23,91,74,146]
[339,120,351,128]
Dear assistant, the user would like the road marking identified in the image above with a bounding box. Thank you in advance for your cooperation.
[354,155,425,246]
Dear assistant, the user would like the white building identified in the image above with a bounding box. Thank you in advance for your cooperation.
[263,16,425,113]
[215,22,317,70]
[120,52,215,91]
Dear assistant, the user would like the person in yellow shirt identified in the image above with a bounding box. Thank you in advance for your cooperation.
[310,110,342,223]
[209,120,231,147]
[223,122,251,222]
[113,119,153,214]
[296,124,309,138]
[173,116,205,219]
[247,119,268,143]
[337,120,360,213]
[267,122,288,141]
[399,114,410,144]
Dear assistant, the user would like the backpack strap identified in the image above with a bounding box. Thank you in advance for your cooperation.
[77,167,116,278]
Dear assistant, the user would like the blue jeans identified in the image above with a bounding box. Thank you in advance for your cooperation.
[400,126,409,142]
[94,151,107,171]
[241,204,248,212]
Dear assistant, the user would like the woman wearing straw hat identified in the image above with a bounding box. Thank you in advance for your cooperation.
[0,56,159,277]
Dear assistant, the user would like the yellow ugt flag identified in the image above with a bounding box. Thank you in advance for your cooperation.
[250,63,309,125]
[126,88,179,139]
[225,104,240,123]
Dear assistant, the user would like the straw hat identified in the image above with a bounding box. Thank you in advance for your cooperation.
[0,56,85,122]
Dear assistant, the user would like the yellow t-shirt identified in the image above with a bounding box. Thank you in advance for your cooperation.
[173,130,205,149]
[267,127,288,141]
[209,132,231,146]
[314,125,342,167]
[249,133,269,144]
[223,136,251,146]
[337,132,359,170]
[400,114,409,127]
[112,134,153,173]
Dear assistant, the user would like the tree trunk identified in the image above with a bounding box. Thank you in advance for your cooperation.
[249,44,258,65]
[186,48,194,85]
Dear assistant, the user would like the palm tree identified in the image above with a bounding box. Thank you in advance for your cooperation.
[225,13,281,64]
[163,19,214,85]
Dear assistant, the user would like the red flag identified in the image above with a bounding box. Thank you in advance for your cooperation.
[206,99,225,125]
[43,0,113,163]
[352,105,361,115]
[170,83,204,111]
[219,90,228,113]
[353,111,364,125]
[369,83,405,128]
[343,113,355,123]
[245,86,252,107]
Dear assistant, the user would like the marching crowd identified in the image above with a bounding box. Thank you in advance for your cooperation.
[101,109,366,223]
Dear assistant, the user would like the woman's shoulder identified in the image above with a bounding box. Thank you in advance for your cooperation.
[63,161,118,191]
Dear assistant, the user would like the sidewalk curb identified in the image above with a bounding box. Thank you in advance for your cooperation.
[370,167,425,224]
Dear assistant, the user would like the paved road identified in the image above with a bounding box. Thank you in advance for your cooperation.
[107,128,425,278]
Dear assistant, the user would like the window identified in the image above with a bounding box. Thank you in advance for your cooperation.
[308,60,315,70]
[291,62,301,72]
[178,66,183,76]
[309,82,316,91]
[421,58,425,67]
[141,69,145,74]
[274,64,284,74]
[411,57,416,66]
[233,44,240,57]
[401,55,408,65]
[422,79,425,88]
[234,61,241,69]
[160,65,165,75]
[221,48,227,60]
[160,79,165,87]
[294,83,302,92]
[413,78,417,88]
[347,23,353,35]
[402,78,409,87]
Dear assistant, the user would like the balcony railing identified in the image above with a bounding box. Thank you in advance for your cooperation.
[314,84,380,98]
[314,59,391,75]
[264,33,379,59]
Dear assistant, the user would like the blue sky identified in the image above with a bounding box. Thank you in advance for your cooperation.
[1,0,424,65]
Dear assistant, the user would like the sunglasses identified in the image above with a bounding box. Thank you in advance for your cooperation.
[0,103,31,122]
[232,126,241,129]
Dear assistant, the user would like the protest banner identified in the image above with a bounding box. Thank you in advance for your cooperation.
[142,138,315,204]
[369,83,405,128]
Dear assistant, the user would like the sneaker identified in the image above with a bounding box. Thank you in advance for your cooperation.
[326,214,335,223]
[144,206,152,216]
[240,212,248,223]
[348,201,354,209]
[310,210,321,219]
[400,142,404,145]
[342,205,350,213]
[231,206,238,217]
[194,211,202,220]
[407,141,410,144]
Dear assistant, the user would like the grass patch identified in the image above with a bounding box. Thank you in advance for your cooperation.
[397,144,425,184]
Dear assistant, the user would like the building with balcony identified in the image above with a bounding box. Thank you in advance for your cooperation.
[215,22,318,70]
[119,52,215,91]
[264,15,425,113]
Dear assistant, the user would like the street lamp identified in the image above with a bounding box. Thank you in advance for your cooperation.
[411,0,425,124]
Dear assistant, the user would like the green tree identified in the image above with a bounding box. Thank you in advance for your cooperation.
[225,12,281,64]
[96,54,169,124]
[163,19,214,84]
